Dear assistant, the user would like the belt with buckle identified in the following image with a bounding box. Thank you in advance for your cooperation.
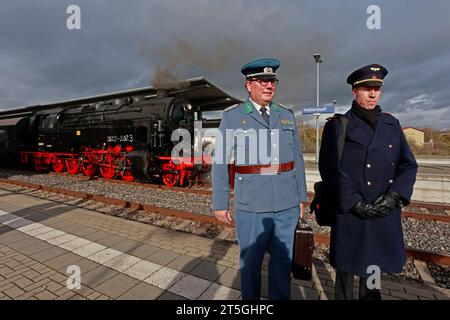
[234,161,295,174]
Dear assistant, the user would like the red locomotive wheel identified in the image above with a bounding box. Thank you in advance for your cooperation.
[100,165,117,179]
[119,155,134,181]
[52,157,65,173]
[121,170,135,181]
[82,154,98,177]
[66,159,79,175]
[83,164,97,177]
[162,172,179,187]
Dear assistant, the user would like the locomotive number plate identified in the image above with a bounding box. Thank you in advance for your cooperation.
[107,134,134,143]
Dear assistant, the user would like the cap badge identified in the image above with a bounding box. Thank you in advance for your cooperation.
[370,67,380,71]
[264,67,273,73]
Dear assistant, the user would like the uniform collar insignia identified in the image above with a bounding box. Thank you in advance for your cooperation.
[271,103,281,112]
[245,101,253,114]
[245,101,280,113]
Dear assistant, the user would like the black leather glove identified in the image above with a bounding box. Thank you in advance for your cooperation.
[373,190,403,216]
[350,200,387,220]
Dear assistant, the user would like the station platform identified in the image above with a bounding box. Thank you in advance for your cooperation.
[0,188,449,301]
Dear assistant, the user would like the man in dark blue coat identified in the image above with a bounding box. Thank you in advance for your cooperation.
[319,64,418,300]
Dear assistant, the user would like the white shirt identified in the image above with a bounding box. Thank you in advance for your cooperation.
[249,98,270,116]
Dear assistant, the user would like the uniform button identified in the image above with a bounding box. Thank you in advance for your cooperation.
[274,158,278,161]
[244,130,247,133]
[389,179,393,183]
[367,164,371,168]
[238,177,242,181]
[392,162,395,166]
[367,181,372,186]
[271,132,274,136]
[389,144,393,149]
[273,144,277,147]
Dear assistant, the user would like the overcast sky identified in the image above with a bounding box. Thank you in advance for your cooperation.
[1,0,449,129]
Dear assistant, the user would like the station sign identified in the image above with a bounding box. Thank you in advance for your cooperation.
[301,105,335,115]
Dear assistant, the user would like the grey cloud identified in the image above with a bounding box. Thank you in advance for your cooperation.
[0,0,449,129]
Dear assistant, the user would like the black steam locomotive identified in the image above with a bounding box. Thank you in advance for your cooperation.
[0,77,240,186]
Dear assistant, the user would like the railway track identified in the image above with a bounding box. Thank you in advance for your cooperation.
[0,177,449,268]
[48,171,450,223]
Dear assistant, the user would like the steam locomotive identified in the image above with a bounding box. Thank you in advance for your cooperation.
[0,77,241,186]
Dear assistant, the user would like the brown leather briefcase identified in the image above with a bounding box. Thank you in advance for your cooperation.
[292,217,314,280]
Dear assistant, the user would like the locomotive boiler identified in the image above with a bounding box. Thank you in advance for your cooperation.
[0,77,241,186]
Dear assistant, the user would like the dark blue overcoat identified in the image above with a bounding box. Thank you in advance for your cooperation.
[319,110,418,276]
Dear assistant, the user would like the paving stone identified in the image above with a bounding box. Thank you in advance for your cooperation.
[25,226,56,237]
[59,238,92,251]
[58,224,86,235]
[144,267,186,290]
[17,242,53,256]
[14,277,34,289]
[216,268,241,290]
[146,249,179,266]
[2,218,34,229]
[34,230,66,241]
[166,255,202,273]
[4,237,36,250]
[72,242,106,258]
[22,269,41,280]
[157,291,188,300]
[47,234,79,246]
[189,261,227,282]
[127,244,160,259]
[389,291,419,300]
[42,280,64,293]
[66,258,100,275]
[404,286,437,299]
[78,230,111,242]
[291,286,320,300]
[3,285,26,299]
[34,290,57,300]
[15,287,46,300]
[168,274,212,300]
[95,235,127,247]
[96,273,140,299]
[103,254,141,272]
[45,252,83,272]
[110,239,142,253]
[68,227,98,238]
[198,283,241,300]
[30,247,67,263]
[86,291,102,300]
[122,260,161,280]
[81,266,119,287]
[118,282,164,300]
[3,259,22,269]
[33,270,58,283]
[87,248,123,265]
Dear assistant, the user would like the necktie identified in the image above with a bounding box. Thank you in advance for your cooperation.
[260,106,270,125]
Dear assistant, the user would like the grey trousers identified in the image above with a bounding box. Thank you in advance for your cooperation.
[335,269,382,300]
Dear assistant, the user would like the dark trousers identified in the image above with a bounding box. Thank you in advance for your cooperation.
[335,269,382,300]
